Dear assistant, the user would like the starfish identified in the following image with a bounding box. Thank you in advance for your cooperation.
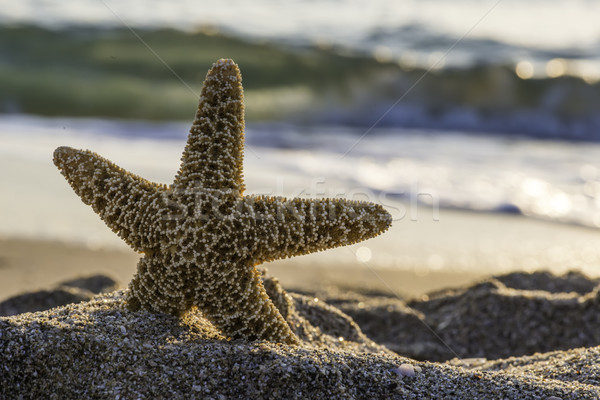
[53,59,392,345]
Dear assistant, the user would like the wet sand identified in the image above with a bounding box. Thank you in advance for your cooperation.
[0,237,487,302]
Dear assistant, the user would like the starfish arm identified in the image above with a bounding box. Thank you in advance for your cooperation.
[53,146,166,252]
[250,196,392,263]
[127,256,299,344]
[193,263,300,344]
[126,255,188,315]
[173,59,245,194]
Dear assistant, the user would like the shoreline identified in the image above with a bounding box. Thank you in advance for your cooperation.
[0,236,488,302]
[3,199,600,301]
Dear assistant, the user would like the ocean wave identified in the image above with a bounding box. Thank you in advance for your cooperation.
[312,64,600,141]
[247,124,600,230]
[1,26,599,142]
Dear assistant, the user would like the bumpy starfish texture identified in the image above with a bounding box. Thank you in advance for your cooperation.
[53,59,392,345]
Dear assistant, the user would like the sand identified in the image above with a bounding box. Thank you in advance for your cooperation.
[2,238,600,398]
[0,237,486,301]
[2,273,600,399]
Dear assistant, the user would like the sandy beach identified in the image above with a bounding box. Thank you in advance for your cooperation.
[3,4,600,397]
[2,259,600,398]
[2,219,600,398]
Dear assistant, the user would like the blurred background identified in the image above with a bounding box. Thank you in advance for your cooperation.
[1,0,600,296]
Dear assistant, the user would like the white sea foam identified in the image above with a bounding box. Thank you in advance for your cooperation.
[2,115,600,274]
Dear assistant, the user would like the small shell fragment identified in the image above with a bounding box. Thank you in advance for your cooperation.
[390,363,417,377]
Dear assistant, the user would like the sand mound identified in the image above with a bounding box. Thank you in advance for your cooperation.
[0,274,118,316]
[329,271,600,361]
[1,271,599,398]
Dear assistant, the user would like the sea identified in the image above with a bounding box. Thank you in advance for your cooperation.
[1,1,599,274]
